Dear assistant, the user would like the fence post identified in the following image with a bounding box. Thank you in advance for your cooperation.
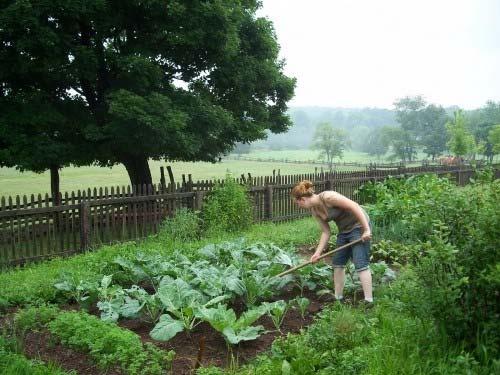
[194,191,205,211]
[456,170,463,186]
[80,201,90,252]
[160,167,166,192]
[324,179,332,191]
[265,185,273,220]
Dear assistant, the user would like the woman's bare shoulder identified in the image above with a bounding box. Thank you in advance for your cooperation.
[321,191,343,203]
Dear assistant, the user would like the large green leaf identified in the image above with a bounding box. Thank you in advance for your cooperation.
[97,300,121,323]
[235,305,267,329]
[196,305,236,333]
[157,278,203,311]
[274,252,294,267]
[113,257,148,280]
[150,314,184,341]
[223,265,245,296]
[119,296,144,318]
[100,275,113,289]
[222,325,265,344]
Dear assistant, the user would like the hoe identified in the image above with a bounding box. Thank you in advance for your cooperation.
[276,238,363,278]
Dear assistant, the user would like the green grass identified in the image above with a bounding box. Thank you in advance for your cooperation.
[0,148,454,198]
[237,149,372,162]
[235,149,431,164]
[1,159,336,198]
[0,334,73,375]
[0,352,73,375]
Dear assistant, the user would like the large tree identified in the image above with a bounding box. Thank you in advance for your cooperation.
[393,96,426,161]
[467,101,500,162]
[420,104,449,160]
[0,92,92,199]
[362,127,390,160]
[446,110,476,158]
[487,124,500,159]
[311,122,349,171]
[379,126,415,162]
[0,0,295,187]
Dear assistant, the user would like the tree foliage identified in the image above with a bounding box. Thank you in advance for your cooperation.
[446,110,476,158]
[0,0,295,187]
[488,124,500,156]
[311,122,349,170]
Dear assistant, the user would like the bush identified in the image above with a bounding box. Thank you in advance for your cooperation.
[361,175,500,361]
[202,174,253,234]
[157,208,201,242]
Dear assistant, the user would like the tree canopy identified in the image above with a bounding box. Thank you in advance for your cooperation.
[446,110,476,158]
[0,0,296,186]
[311,122,349,170]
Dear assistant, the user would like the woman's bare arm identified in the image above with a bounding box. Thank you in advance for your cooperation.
[311,215,331,262]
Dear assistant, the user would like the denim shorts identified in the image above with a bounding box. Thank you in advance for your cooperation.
[332,226,370,272]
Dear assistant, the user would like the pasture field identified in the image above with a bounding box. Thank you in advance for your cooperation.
[236,149,371,162]
[233,149,430,163]
[4,148,490,198]
[0,159,335,198]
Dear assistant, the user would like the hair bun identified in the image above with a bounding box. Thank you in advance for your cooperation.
[303,180,313,189]
[291,179,315,199]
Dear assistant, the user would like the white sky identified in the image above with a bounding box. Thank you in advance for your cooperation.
[258,0,500,109]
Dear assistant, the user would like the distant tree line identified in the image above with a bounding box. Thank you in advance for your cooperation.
[249,98,500,164]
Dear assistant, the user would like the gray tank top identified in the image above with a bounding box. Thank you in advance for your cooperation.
[319,192,369,233]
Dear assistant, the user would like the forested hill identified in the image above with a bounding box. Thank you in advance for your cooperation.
[253,106,398,150]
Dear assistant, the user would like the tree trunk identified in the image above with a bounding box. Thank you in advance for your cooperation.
[121,155,153,188]
[50,165,61,205]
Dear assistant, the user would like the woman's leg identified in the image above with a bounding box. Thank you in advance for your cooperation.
[352,228,373,302]
[333,267,346,299]
[332,232,350,300]
[358,269,373,301]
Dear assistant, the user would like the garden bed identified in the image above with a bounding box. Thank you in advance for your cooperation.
[6,288,332,375]
[120,289,328,374]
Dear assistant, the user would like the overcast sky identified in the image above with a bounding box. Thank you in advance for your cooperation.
[258,0,500,110]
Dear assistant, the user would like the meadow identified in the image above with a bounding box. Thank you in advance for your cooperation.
[0,150,374,197]
[1,147,494,198]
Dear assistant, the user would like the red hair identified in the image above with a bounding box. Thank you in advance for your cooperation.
[291,180,315,199]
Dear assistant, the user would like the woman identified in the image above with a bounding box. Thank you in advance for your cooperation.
[291,180,373,304]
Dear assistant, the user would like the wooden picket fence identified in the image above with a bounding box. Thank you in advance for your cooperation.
[0,164,497,266]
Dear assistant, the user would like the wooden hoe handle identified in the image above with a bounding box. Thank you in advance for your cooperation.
[275,238,363,278]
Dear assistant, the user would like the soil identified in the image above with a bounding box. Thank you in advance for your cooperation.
[5,288,335,375]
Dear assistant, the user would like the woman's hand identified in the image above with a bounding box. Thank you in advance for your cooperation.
[361,229,372,242]
[310,252,322,263]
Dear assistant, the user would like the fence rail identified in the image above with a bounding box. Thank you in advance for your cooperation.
[227,155,487,169]
[1,164,498,266]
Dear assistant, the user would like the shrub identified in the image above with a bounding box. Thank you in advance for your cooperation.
[157,207,201,242]
[202,174,252,234]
